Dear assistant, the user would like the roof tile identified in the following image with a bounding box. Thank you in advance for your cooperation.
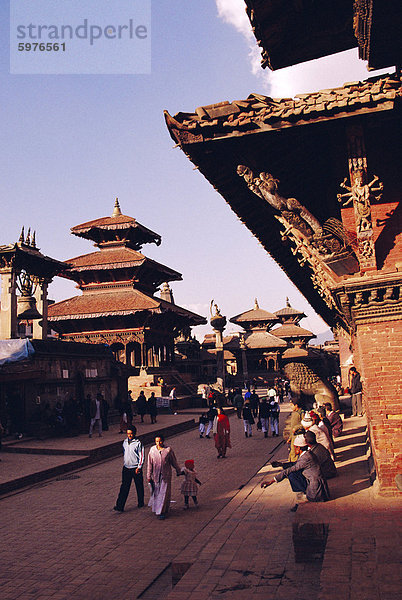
[165,75,401,142]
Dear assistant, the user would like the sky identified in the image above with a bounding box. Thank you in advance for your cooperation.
[0,1,392,341]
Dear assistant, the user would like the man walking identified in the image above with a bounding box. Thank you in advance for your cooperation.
[350,366,363,416]
[114,426,144,512]
[89,393,104,438]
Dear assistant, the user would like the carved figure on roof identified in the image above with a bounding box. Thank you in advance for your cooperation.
[337,169,383,210]
[237,165,322,237]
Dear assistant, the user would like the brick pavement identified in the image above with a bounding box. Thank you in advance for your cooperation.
[0,411,200,494]
[0,406,400,600]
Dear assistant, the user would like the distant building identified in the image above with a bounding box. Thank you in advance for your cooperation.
[202,298,329,385]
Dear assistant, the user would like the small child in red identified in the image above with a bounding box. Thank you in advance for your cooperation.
[180,459,201,509]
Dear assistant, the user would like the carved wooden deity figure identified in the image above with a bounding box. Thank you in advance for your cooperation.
[337,168,383,270]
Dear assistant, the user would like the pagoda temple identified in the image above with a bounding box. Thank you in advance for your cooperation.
[48,200,206,375]
[271,298,315,348]
[165,2,401,493]
[230,298,286,372]
[202,298,321,383]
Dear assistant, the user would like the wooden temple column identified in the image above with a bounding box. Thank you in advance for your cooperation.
[0,268,18,339]
[140,343,147,368]
[169,343,175,365]
[147,346,153,367]
[125,344,132,367]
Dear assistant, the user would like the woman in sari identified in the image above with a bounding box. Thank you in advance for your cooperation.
[213,407,231,458]
[147,434,181,519]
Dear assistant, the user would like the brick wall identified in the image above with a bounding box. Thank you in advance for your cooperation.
[353,319,402,495]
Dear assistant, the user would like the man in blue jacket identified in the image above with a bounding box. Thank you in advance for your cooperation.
[113,426,144,512]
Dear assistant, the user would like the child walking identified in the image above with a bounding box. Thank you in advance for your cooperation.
[198,413,209,438]
[180,459,201,509]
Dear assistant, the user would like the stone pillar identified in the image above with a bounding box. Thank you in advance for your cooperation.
[33,280,48,339]
[210,304,227,393]
[0,269,18,339]
[240,334,248,383]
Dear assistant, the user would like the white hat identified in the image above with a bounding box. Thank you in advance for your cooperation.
[301,415,313,428]
[294,434,307,447]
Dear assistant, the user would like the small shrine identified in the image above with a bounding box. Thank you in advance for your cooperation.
[47,200,206,379]
[0,228,66,340]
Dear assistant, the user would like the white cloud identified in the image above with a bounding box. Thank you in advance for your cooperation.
[215,1,392,98]
[216,0,253,39]
[266,49,391,98]
[216,0,263,76]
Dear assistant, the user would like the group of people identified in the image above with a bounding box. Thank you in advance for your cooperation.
[114,428,201,519]
[198,405,231,458]
[118,390,158,433]
[262,400,344,510]
[229,386,281,439]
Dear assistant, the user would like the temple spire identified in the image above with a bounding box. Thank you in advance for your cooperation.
[286,297,291,307]
[254,298,259,309]
[112,198,122,217]
[19,226,25,243]
[160,282,175,304]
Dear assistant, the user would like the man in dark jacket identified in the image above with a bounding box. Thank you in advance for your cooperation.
[350,367,363,416]
[324,402,343,437]
[249,389,260,418]
[261,433,330,511]
[136,391,147,423]
[304,430,337,479]
[233,390,244,419]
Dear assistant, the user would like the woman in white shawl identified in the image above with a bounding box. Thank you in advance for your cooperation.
[147,434,181,519]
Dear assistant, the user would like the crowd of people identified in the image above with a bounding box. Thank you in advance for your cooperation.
[112,379,348,518]
[199,382,285,441]
[3,368,360,516]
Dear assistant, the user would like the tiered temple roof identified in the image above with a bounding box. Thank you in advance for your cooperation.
[48,200,205,336]
[230,298,278,330]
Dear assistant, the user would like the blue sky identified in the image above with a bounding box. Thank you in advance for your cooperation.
[0,1,392,340]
